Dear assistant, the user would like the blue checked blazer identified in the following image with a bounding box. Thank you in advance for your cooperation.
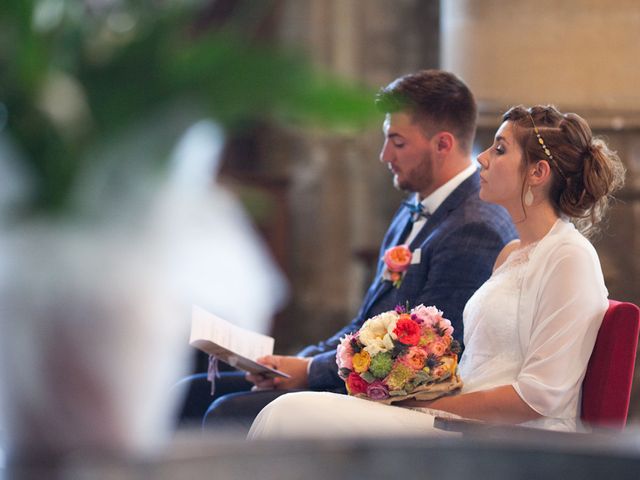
[300,170,517,391]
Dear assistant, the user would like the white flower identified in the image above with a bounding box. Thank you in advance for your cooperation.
[359,311,398,355]
[363,333,396,356]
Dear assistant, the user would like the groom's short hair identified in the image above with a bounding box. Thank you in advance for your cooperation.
[375,69,477,154]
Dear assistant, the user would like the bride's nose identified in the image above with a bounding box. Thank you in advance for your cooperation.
[477,150,489,169]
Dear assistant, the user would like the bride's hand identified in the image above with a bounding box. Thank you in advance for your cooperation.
[246,355,311,390]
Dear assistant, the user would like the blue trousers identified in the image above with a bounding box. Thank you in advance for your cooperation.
[175,371,294,433]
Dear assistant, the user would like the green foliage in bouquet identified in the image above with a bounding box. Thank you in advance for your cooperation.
[369,352,394,379]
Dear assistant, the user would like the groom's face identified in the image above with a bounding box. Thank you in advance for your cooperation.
[380,112,436,197]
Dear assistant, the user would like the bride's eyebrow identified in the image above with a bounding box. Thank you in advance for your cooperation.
[495,135,509,144]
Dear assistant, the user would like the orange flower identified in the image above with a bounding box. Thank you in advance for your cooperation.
[404,347,427,370]
[383,245,412,272]
[427,339,447,357]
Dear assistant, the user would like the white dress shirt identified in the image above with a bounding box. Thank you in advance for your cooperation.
[404,163,477,245]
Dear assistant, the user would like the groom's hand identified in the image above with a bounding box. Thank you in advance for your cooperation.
[246,355,311,390]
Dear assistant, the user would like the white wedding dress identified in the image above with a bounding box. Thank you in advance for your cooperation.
[248,219,608,439]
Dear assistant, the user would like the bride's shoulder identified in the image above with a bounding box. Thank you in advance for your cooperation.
[492,239,521,272]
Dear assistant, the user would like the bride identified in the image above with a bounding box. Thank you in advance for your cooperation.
[248,105,625,438]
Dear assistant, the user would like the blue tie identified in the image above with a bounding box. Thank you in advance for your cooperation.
[402,200,430,222]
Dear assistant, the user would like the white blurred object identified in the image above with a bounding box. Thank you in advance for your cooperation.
[158,120,288,332]
[0,222,188,456]
[0,117,287,460]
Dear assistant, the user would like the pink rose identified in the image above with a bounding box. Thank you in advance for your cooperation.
[411,305,443,327]
[336,335,354,370]
[437,318,454,337]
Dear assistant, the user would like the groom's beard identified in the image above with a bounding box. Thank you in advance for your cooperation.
[392,151,435,195]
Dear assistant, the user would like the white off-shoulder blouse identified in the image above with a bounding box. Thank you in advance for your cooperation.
[459,218,608,431]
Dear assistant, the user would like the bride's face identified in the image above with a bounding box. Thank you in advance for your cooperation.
[477,121,526,209]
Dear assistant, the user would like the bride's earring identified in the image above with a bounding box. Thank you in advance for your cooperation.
[524,185,534,207]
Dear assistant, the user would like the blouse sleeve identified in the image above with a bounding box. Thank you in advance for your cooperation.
[513,242,608,418]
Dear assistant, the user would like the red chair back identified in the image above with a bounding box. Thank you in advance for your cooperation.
[581,300,640,429]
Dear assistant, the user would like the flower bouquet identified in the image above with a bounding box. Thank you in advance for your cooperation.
[337,304,462,404]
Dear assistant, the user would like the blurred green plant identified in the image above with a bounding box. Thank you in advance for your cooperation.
[0,0,377,218]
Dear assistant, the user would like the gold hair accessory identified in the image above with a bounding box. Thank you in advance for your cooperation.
[528,112,567,180]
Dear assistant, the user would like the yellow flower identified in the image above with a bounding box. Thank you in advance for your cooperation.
[385,363,413,390]
[442,355,458,374]
[433,355,458,379]
[352,350,371,373]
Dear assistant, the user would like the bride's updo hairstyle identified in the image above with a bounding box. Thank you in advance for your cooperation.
[503,105,625,236]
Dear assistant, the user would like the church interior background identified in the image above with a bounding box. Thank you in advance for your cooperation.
[215,0,640,422]
[2,0,638,450]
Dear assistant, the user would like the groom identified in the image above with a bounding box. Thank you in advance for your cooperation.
[185,69,517,430]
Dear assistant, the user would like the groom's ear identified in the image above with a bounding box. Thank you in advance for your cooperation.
[433,132,454,155]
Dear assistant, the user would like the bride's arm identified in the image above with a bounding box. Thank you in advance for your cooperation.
[401,385,541,424]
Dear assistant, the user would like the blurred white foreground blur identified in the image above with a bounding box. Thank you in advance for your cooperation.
[0,118,287,462]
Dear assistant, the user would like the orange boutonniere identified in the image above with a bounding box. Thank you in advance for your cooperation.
[381,245,412,288]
